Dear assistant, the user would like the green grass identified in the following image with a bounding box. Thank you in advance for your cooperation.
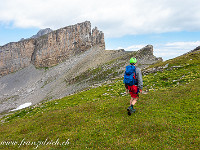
[67,58,126,86]
[143,50,200,91]
[66,50,138,86]
[146,50,200,69]
[0,51,200,149]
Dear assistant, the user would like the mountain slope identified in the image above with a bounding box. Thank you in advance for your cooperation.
[0,44,160,114]
[0,50,199,149]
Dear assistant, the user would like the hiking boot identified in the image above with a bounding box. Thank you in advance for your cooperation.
[128,111,131,116]
[130,107,136,113]
[127,106,131,111]
[127,107,136,116]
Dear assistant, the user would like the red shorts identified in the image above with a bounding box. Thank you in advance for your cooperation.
[128,85,139,98]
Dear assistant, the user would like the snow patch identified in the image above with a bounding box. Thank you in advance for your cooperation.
[11,102,32,111]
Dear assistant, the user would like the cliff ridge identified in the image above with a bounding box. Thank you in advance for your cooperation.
[0,21,105,77]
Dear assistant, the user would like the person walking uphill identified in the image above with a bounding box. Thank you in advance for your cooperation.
[124,58,143,115]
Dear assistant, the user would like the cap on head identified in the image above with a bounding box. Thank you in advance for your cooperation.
[130,57,137,64]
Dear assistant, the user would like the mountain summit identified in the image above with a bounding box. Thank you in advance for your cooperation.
[31,28,53,39]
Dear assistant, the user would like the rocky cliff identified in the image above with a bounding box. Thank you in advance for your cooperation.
[0,21,105,77]
[32,21,104,67]
[0,39,35,76]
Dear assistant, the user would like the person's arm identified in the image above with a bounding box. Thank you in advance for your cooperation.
[136,68,143,90]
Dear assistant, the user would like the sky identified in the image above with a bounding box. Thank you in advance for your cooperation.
[0,0,200,60]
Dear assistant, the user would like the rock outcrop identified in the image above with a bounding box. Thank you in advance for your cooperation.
[31,28,53,39]
[20,28,53,41]
[32,21,104,67]
[0,39,35,76]
[135,45,163,65]
[0,21,105,77]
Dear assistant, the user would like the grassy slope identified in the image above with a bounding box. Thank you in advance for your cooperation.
[67,51,136,86]
[0,51,200,150]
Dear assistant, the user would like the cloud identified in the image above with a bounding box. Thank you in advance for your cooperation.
[0,0,200,38]
[124,45,146,51]
[121,41,200,60]
[155,41,200,60]
[164,41,200,49]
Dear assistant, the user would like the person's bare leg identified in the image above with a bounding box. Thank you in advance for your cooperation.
[131,98,137,106]
[130,97,133,105]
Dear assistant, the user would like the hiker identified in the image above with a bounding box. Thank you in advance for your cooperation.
[124,57,143,114]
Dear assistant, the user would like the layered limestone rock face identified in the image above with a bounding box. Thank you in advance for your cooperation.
[0,21,105,77]
[0,39,35,76]
[32,21,105,67]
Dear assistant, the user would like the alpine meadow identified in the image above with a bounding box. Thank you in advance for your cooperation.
[0,48,199,149]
